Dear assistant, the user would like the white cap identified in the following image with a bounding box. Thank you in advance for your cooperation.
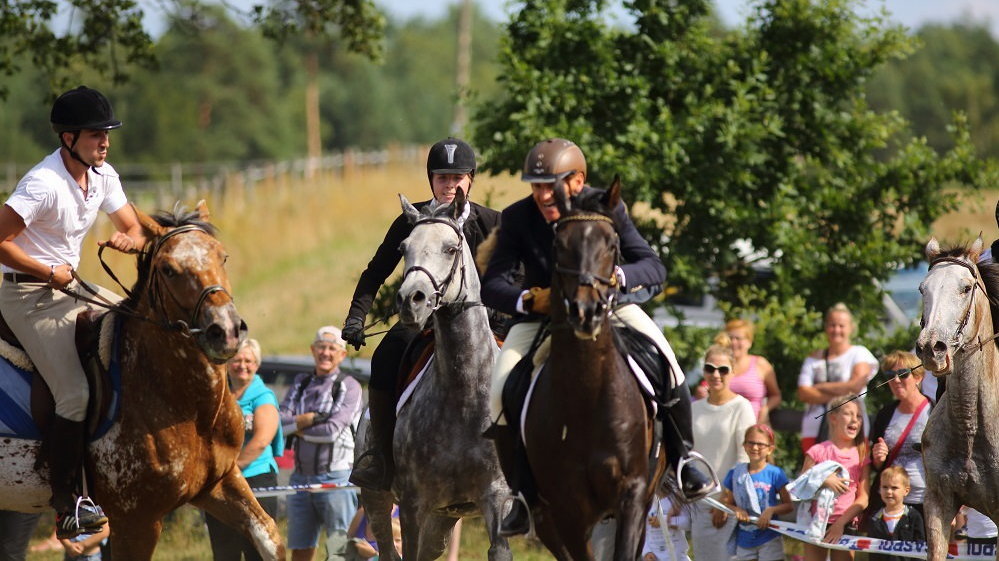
[314,325,346,347]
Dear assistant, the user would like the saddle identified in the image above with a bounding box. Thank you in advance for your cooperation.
[0,310,117,440]
[501,323,666,444]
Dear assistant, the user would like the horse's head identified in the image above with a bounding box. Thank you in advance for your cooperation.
[916,236,991,376]
[396,190,477,329]
[552,175,622,339]
[131,202,247,363]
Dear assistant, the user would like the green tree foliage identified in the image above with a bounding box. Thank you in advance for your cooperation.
[471,0,995,351]
[0,0,384,100]
[868,21,999,158]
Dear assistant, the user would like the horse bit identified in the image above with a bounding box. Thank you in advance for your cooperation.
[64,224,232,337]
[553,213,621,311]
[926,256,999,354]
[401,218,479,312]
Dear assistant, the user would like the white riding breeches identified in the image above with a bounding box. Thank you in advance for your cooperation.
[488,303,684,425]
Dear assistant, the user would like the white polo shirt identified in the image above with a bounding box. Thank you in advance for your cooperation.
[4,149,128,271]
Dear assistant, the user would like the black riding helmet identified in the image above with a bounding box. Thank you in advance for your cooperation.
[51,86,122,133]
[50,86,122,169]
[426,138,476,189]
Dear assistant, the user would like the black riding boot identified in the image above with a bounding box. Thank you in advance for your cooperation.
[662,384,715,501]
[44,415,107,539]
[349,389,397,491]
[485,424,533,536]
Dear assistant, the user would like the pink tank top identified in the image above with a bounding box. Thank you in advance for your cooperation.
[728,355,766,417]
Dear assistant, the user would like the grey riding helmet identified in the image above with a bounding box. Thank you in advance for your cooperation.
[426,138,476,188]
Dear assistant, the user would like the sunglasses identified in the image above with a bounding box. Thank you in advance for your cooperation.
[703,363,731,375]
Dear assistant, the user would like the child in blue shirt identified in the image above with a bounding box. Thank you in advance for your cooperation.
[721,424,793,561]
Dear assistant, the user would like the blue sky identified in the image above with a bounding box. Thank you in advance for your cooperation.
[377,0,999,37]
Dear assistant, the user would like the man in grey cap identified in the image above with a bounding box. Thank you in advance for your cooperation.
[279,326,364,561]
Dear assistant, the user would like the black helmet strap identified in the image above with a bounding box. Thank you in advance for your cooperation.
[60,130,96,171]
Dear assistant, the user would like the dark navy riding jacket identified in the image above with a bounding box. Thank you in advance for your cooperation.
[481,186,666,319]
[346,200,500,324]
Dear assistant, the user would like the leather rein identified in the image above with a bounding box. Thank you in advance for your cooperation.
[63,224,233,337]
[927,255,999,354]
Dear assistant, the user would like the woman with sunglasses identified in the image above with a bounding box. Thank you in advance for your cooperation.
[690,333,757,561]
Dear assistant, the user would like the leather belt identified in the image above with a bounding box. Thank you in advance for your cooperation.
[3,272,47,284]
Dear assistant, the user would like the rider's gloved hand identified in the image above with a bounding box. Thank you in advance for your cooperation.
[525,287,551,315]
[342,317,366,350]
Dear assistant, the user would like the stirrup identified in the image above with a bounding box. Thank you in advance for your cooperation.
[56,497,107,539]
[676,451,718,502]
[499,492,535,538]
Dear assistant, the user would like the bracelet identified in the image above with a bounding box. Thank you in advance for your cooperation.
[46,265,55,284]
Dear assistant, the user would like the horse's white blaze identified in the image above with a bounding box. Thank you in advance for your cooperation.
[172,236,212,269]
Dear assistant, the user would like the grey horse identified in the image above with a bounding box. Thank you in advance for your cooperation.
[917,236,999,560]
[360,190,511,561]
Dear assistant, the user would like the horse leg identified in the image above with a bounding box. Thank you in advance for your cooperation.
[480,487,512,561]
[533,509,574,561]
[191,469,285,561]
[360,488,401,561]
[924,488,957,561]
[414,513,458,561]
[612,480,648,561]
[399,501,422,561]
[105,518,162,560]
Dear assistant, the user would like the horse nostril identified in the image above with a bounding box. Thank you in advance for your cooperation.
[206,323,225,343]
[932,341,948,354]
[413,291,426,304]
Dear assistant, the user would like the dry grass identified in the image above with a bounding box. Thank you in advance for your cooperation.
[79,160,525,356]
[77,171,996,357]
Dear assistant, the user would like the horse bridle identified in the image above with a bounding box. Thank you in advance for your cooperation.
[553,213,621,311]
[401,218,477,312]
[67,224,234,337]
[926,256,999,354]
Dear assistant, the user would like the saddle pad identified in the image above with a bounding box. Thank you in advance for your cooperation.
[517,345,657,444]
[0,316,122,441]
[396,354,434,415]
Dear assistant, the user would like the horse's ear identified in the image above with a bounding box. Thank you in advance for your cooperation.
[195,199,211,222]
[925,237,941,261]
[399,194,420,225]
[603,176,621,210]
[450,189,468,221]
[553,173,572,217]
[134,205,167,239]
[971,235,985,261]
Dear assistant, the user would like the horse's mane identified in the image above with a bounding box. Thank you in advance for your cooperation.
[120,206,219,311]
[937,245,999,336]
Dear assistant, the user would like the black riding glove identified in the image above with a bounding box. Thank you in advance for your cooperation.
[342,317,366,350]
[311,411,331,425]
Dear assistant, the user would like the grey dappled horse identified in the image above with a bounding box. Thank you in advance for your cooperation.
[360,191,511,561]
[917,236,999,560]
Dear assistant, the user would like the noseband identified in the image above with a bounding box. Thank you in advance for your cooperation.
[553,213,620,310]
[401,218,475,312]
[926,256,999,354]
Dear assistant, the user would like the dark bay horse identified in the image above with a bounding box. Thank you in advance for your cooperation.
[361,191,511,561]
[0,204,284,559]
[524,178,664,561]
[917,236,999,560]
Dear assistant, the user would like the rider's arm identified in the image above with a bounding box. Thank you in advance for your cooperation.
[481,207,532,315]
[105,203,147,252]
[0,205,46,277]
[611,200,665,298]
[345,213,412,322]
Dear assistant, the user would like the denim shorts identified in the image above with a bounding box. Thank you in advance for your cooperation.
[286,470,358,551]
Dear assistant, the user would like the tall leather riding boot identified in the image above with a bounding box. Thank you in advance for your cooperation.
[349,389,397,491]
[45,415,107,538]
[662,384,714,501]
[485,424,532,537]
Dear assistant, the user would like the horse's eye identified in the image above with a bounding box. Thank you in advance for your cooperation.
[962,284,973,294]
[446,246,459,255]
[161,265,177,278]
